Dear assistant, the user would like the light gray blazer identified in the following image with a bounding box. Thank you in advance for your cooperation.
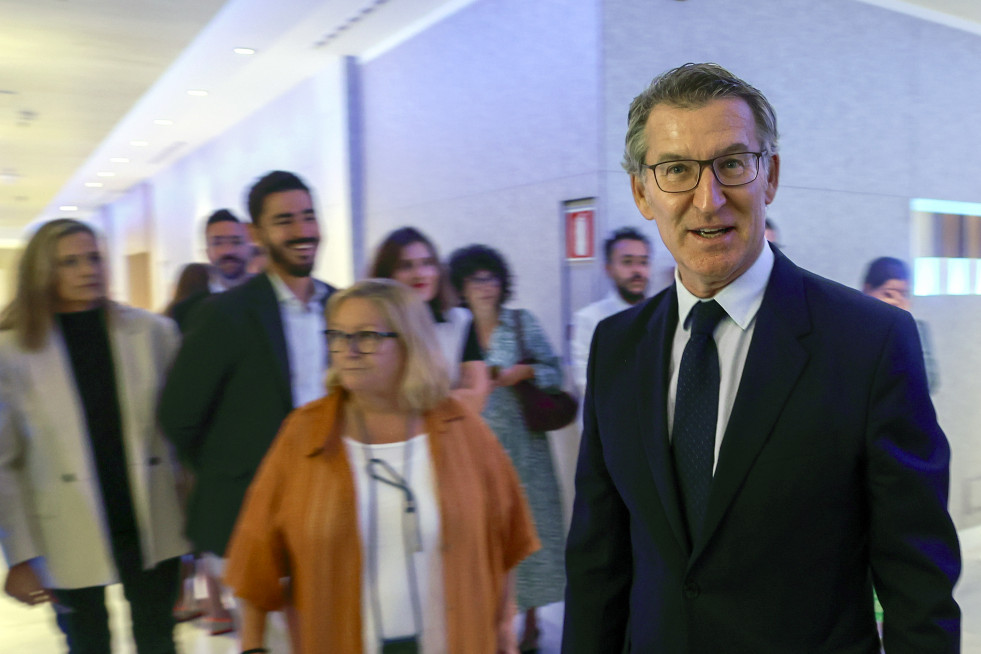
[0,304,189,589]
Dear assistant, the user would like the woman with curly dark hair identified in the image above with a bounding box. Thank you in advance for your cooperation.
[448,244,566,652]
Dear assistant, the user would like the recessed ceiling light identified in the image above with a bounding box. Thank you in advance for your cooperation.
[186,89,208,97]
[109,157,130,163]
[85,182,104,188]
[60,205,78,212]
[154,119,174,126]
[233,47,256,55]
[96,171,115,177]
[130,140,149,147]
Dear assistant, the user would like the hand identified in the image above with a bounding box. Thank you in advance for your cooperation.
[495,573,518,654]
[494,364,534,388]
[4,560,53,606]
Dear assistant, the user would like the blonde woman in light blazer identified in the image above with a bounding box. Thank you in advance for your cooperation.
[0,219,189,654]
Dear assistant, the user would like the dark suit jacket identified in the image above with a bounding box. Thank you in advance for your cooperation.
[562,248,960,653]
[159,273,334,554]
[168,289,211,333]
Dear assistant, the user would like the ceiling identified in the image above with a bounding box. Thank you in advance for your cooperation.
[0,0,473,238]
[0,0,979,240]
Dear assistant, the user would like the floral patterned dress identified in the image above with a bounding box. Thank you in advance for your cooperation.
[481,307,566,610]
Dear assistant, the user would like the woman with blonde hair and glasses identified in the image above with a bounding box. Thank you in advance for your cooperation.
[0,218,189,653]
[225,279,538,654]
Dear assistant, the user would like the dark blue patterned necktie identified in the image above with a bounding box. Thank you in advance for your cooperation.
[673,299,728,541]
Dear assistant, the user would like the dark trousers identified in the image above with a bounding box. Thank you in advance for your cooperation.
[52,530,180,654]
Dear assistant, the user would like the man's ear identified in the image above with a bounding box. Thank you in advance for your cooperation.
[764,154,780,205]
[631,174,656,222]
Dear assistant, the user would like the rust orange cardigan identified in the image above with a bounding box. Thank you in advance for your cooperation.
[224,391,540,653]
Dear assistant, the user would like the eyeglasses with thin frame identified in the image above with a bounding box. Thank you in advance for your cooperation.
[466,273,501,287]
[325,329,399,354]
[641,151,764,193]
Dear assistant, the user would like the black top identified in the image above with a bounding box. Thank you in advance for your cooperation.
[461,321,482,362]
[58,307,137,536]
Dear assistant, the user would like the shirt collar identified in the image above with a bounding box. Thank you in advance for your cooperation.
[267,271,327,307]
[674,242,774,331]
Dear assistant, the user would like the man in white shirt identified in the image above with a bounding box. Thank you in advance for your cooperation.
[161,170,336,559]
[570,227,651,395]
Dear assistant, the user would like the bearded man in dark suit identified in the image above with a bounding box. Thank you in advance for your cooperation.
[562,63,960,653]
[161,170,335,559]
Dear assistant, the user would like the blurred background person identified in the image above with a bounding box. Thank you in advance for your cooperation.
[224,279,538,653]
[862,256,938,393]
[160,170,336,642]
[0,219,189,653]
[368,226,489,412]
[163,262,211,330]
[570,227,651,397]
[448,245,566,653]
[204,209,252,292]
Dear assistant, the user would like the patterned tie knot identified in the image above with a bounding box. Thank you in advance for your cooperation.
[689,300,727,337]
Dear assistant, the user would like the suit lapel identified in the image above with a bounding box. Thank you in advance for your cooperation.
[636,286,691,554]
[249,275,293,408]
[694,251,811,559]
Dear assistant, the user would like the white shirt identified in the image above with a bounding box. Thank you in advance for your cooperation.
[667,244,774,472]
[343,434,447,654]
[434,307,473,388]
[267,272,329,408]
[571,291,636,396]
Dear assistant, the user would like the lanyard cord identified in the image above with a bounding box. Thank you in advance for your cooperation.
[353,407,425,644]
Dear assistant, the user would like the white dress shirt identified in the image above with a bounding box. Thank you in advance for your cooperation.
[667,244,774,472]
[268,272,329,408]
[571,291,636,396]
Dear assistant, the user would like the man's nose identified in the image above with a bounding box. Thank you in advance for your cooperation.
[692,165,726,212]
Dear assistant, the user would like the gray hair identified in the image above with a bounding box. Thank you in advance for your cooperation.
[621,63,779,176]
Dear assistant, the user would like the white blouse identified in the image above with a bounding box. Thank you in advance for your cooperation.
[343,434,447,654]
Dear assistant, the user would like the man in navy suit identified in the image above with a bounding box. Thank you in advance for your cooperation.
[562,63,960,653]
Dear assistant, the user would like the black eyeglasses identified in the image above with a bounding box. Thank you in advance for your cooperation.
[325,330,399,354]
[641,151,764,193]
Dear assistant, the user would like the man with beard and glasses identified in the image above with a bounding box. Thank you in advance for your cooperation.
[570,227,651,396]
[160,171,336,588]
[169,210,253,331]
[206,209,252,291]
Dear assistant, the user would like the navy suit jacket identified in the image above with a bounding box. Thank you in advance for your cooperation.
[159,273,334,554]
[562,248,960,653]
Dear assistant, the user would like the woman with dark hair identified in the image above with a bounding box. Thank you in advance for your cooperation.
[0,219,189,653]
[368,227,489,412]
[862,256,938,393]
[448,244,566,652]
[163,262,211,329]
[224,279,538,653]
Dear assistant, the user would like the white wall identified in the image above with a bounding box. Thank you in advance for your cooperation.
[358,0,602,350]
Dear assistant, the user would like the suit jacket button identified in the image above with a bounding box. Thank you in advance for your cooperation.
[683,581,700,600]
[61,473,77,482]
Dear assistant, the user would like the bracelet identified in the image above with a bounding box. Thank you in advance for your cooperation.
[241,649,268,654]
